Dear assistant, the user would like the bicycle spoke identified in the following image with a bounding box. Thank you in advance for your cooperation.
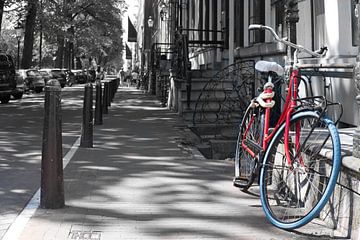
[234,105,263,189]
[260,112,340,228]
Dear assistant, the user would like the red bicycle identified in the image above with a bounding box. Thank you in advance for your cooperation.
[233,25,342,229]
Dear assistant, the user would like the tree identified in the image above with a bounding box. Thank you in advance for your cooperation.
[0,0,25,37]
[38,0,125,69]
[0,0,5,34]
[21,0,37,68]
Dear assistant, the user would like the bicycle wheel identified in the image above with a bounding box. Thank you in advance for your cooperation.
[234,104,264,190]
[259,111,341,229]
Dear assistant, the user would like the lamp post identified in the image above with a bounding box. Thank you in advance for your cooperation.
[147,16,156,94]
[15,22,23,70]
[147,15,154,28]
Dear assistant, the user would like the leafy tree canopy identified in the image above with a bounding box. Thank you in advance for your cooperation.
[39,0,126,66]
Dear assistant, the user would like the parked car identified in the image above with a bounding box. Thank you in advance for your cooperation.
[12,70,24,99]
[72,69,88,84]
[40,68,66,87]
[38,70,53,84]
[61,69,75,86]
[0,54,16,103]
[18,69,45,93]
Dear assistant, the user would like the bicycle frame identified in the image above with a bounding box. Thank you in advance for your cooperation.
[242,68,301,165]
[241,24,328,168]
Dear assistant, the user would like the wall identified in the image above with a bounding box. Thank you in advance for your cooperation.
[297,0,358,126]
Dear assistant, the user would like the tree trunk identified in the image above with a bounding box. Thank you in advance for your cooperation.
[0,0,5,37]
[21,0,38,69]
[63,40,70,69]
[55,36,64,68]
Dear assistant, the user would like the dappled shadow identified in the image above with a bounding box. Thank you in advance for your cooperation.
[17,88,341,239]
[0,87,84,238]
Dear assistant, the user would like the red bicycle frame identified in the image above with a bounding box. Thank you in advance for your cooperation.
[242,68,301,165]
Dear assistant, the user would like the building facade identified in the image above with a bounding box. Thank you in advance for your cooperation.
[135,0,359,128]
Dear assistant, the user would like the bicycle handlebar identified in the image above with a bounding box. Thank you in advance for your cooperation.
[248,24,326,58]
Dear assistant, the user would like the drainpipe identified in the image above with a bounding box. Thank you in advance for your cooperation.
[353,4,360,158]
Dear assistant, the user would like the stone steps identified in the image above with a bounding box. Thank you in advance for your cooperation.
[179,68,246,160]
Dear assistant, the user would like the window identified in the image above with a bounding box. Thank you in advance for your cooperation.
[312,0,325,49]
[249,0,265,44]
[234,0,244,47]
[199,0,203,42]
[204,0,210,41]
[212,0,217,41]
[222,0,229,48]
[272,0,285,38]
[190,0,196,41]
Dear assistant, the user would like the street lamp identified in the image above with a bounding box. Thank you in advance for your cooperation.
[15,22,23,69]
[147,16,155,94]
[160,9,166,21]
[147,16,154,28]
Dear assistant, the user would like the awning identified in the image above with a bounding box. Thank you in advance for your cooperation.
[126,44,132,59]
[128,17,137,42]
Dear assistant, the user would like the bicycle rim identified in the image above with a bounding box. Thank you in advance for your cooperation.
[260,111,341,229]
[234,105,263,190]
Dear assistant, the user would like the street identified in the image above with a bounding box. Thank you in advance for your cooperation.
[0,85,84,239]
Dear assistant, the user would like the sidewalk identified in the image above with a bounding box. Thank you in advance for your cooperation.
[11,87,336,239]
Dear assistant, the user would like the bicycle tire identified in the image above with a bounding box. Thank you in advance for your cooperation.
[259,111,341,229]
[234,104,264,190]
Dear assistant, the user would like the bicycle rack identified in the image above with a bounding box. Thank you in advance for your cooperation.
[298,63,353,125]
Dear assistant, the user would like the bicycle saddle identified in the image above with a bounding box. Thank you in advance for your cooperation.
[255,61,284,76]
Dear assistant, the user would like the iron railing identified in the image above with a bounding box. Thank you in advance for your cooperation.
[180,28,223,109]
[150,42,174,105]
[192,60,256,127]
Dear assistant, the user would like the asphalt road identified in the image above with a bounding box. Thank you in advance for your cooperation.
[0,85,85,239]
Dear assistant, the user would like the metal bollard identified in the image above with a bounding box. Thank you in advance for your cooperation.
[112,79,117,100]
[110,80,115,102]
[94,80,103,125]
[80,83,93,148]
[106,81,111,107]
[115,78,120,90]
[41,79,64,209]
[102,81,109,114]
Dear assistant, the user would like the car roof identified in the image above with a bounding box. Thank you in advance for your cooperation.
[40,68,63,71]
[18,69,39,71]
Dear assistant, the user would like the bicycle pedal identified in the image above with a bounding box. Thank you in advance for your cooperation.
[233,177,247,187]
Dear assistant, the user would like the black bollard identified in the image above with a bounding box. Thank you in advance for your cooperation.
[94,80,103,125]
[115,77,120,90]
[41,79,64,209]
[80,83,93,148]
[112,79,117,101]
[106,81,111,107]
[102,81,109,114]
[110,79,115,102]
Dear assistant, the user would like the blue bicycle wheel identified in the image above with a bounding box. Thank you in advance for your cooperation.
[259,111,341,229]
